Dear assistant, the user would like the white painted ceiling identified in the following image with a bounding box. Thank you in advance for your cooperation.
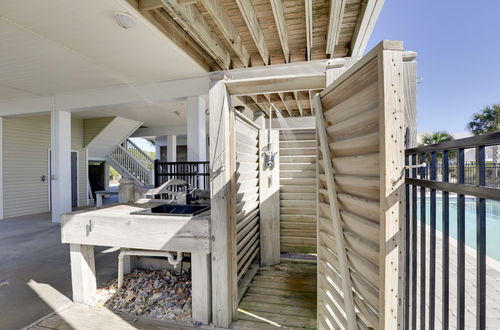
[72,100,191,127]
[0,0,207,100]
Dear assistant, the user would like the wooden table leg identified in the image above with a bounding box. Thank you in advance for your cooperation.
[70,244,96,304]
[191,253,211,324]
[96,194,103,207]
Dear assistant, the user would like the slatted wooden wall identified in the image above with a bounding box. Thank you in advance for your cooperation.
[234,112,261,283]
[279,129,317,254]
[315,41,405,329]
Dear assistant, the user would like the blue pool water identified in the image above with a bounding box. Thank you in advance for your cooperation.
[417,197,500,261]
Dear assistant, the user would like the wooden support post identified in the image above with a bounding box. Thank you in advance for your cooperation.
[209,77,235,328]
[70,244,96,304]
[118,178,136,203]
[314,95,357,330]
[191,253,212,324]
[378,46,405,330]
[403,51,418,148]
[258,129,280,266]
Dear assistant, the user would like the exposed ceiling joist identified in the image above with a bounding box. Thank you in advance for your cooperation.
[237,95,262,114]
[135,4,218,70]
[326,0,346,56]
[293,91,303,116]
[234,0,270,65]
[305,0,313,60]
[278,92,293,117]
[160,0,231,69]
[199,0,251,67]
[139,0,164,11]
[351,0,385,56]
[269,0,290,63]
[308,90,314,115]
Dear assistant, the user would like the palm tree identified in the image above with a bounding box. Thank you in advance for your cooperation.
[466,104,500,163]
[420,131,454,146]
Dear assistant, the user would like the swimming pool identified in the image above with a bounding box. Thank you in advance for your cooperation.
[417,196,500,261]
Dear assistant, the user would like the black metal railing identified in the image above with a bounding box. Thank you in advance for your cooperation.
[419,162,500,188]
[154,160,210,193]
[404,131,500,330]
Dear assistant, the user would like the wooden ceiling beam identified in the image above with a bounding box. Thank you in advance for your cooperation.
[326,0,346,56]
[226,74,326,96]
[269,0,290,63]
[293,91,303,117]
[305,0,313,60]
[160,0,231,69]
[235,0,270,65]
[253,95,270,117]
[199,0,251,67]
[278,92,293,117]
[237,96,260,113]
[350,0,385,56]
[308,90,314,115]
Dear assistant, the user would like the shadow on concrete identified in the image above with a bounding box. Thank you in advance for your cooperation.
[0,213,118,330]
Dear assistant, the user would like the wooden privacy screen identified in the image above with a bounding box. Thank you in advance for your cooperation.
[315,41,405,329]
[279,129,317,253]
[233,111,261,283]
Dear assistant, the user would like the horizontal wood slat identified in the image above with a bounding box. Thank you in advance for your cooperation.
[235,115,260,281]
[279,129,317,254]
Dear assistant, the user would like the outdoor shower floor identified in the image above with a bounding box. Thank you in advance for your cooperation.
[233,262,317,330]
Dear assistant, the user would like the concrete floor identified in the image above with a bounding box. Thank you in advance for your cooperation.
[0,213,119,330]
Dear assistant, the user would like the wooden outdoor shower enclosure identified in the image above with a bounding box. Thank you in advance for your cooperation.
[209,41,416,329]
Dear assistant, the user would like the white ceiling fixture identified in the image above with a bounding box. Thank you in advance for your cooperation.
[114,12,136,29]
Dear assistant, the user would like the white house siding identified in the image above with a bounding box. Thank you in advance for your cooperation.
[3,115,88,218]
[3,115,51,218]
[83,117,114,146]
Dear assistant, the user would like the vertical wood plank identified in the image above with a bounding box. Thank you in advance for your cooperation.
[209,77,235,328]
[377,47,405,330]
[192,253,212,324]
[259,129,280,266]
[229,107,238,320]
[315,94,357,330]
[403,52,418,148]
[69,244,96,304]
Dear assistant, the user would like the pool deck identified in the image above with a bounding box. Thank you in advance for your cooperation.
[416,226,500,329]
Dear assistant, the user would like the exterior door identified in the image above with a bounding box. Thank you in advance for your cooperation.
[315,41,406,330]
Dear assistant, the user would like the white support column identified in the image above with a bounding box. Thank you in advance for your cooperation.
[51,110,72,223]
[166,135,177,162]
[0,117,3,219]
[187,96,207,161]
[155,136,163,160]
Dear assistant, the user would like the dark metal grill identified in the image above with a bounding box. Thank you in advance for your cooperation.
[404,131,500,330]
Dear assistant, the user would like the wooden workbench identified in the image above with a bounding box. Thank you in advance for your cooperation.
[60,200,212,324]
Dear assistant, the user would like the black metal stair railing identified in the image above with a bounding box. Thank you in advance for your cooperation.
[404,131,500,330]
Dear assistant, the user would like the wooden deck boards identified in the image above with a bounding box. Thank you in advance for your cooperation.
[234,262,317,329]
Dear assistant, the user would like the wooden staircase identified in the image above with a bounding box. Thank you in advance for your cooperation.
[279,129,317,254]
